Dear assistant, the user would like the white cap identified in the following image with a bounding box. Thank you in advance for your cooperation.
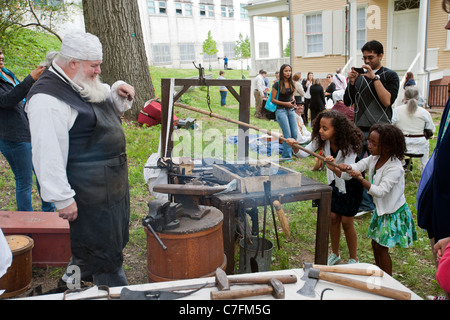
[60,32,103,61]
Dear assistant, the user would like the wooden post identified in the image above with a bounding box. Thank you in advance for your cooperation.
[160,78,251,160]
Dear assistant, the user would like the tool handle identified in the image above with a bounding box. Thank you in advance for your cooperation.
[228,274,297,285]
[313,264,384,277]
[319,272,411,300]
[211,286,272,300]
[273,200,290,238]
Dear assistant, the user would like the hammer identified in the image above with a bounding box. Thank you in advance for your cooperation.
[215,268,297,290]
[297,267,411,300]
[301,262,384,280]
[211,278,285,300]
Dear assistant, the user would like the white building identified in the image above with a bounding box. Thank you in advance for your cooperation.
[138,0,290,71]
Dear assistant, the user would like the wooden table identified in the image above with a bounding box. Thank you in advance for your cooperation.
[208,176,332,273]
[22,264,421,300]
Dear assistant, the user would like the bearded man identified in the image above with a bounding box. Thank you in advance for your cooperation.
[25,32,135,287]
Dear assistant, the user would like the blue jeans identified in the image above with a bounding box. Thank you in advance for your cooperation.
[0,139,55,212]
[220,90,227,106]
[275,108,298,158]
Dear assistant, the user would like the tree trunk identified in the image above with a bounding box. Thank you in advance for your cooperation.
[82,0,154,120]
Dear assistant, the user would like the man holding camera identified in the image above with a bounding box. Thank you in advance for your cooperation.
[344,40,399,130]
[343,40,399,213]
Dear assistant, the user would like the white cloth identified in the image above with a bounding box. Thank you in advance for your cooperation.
[0,227,12,286]
[294,113,311,144]
[295,139,356,194]
[392,104,435,169]
[60,32,103,61]
[350,156,406,216]
[25,66,132,210]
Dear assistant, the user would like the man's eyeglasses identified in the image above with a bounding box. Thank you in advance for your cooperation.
[362,55,377,61]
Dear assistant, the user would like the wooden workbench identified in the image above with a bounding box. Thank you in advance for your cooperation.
[209,176,332,273]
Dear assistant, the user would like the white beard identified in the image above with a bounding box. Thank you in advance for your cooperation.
[72,69,110,103]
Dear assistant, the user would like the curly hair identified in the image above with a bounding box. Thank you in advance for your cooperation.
[369,123,406,160]
[311,110,364,157]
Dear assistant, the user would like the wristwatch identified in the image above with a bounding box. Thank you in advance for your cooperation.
[373,75,380,81]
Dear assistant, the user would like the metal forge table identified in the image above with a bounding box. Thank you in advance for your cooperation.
[208,177,332,273]
[159,72,332,274]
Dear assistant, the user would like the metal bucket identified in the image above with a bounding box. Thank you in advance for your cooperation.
[238,236,273,274]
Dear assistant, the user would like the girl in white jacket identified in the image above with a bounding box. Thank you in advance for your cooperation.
[338,123,417,275]
[288,110,365,265]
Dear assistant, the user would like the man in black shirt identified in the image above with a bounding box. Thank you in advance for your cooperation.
[344,40,399,131]
[343,40,399,213]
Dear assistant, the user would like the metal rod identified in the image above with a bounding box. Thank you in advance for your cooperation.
[173,102,335,167]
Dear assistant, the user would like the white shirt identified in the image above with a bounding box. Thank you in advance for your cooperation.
[295,139,357,194]
[392,104,435,136]
[25,64,132,210]
[254,74,266,95]
[333,73,347,91]
[350,156,406,216]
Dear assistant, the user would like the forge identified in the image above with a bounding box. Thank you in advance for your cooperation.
[212,161,301,193]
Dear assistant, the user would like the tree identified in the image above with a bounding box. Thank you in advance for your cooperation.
[0,0,77,43]
[202,30,218,70]
[234,33,251,77]
[82,0,155,120]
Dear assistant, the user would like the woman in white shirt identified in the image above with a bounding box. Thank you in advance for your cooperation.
[392,87,435,170]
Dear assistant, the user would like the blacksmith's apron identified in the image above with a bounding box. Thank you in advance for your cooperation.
[67,100,130,275]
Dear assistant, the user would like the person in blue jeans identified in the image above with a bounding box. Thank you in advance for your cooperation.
[270,64,297,159]
[218,70,227,107]
[0,48,54,212]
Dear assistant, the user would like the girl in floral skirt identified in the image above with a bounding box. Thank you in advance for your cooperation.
[338,123,417,275]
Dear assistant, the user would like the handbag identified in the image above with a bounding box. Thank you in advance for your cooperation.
[265,88,279,113]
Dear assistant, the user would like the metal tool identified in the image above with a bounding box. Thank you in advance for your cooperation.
[265,181,280,250]
[211,278,285,300]
[300,262,384,280]
[120,285,206,300]
[297,267,411,300]
[214,267,297,291]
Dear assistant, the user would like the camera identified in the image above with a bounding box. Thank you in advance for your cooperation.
[353,67,367,74]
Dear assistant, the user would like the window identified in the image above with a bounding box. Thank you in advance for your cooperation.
[356,7,366,50]
[147,0,156,14]
[223,42,236,58]
[147,1,167,15]
[179,43,196,61]
[185,4,192,16]
[259,42,269,58]
[306,13,323,54]
[152,44,171,64]
[221,6,233,18]
[174,2,192,16]
[200,1,214,17]
[240,4,248,19]
[159,1,166,14]
[175,3,183,15]
[394,0,420,11]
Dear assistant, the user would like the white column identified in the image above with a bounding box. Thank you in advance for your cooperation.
[349,0,358,66]
[279,17,284,58]
[249,15,257,77]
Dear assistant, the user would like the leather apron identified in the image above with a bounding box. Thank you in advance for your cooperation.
[67,100,130,275]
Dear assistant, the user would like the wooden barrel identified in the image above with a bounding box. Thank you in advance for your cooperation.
[146,206,226,282]
[0,235,34,298]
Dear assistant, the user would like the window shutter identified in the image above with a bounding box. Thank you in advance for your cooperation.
[293,14,304,57]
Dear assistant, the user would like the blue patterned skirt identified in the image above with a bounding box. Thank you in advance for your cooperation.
[367,203,417,248]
